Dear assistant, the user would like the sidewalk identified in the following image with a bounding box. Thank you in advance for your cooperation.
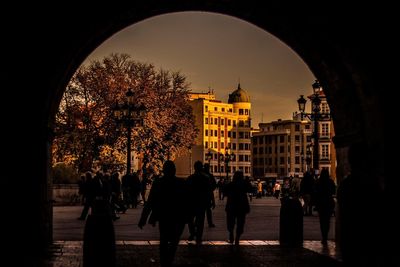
[46,240,342,266]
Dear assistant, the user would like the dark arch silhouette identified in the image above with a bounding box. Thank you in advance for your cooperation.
[2,2,385,266]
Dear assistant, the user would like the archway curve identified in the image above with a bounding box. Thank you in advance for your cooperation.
[3,2,384,266]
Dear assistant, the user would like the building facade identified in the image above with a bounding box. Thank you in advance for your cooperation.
[251,88,336,181]
[175,84,252,179]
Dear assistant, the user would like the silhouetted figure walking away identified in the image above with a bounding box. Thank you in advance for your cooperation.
[186,161,212,245]
[138,161,188,267]
[314,169,336,245]
[224,171,252,245]
[204,163,216,227]
[300,171,315,216]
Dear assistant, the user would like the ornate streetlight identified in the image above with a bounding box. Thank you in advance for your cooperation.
[113,89,145,175]
[220,148,235,180]
[297,80,330,175]
[205,149,213,173]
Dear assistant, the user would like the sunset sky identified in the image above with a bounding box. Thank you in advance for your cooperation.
[85,11,315,127]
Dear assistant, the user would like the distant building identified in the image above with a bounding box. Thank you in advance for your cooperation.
[252,88,336,181]
[175,84,252,179]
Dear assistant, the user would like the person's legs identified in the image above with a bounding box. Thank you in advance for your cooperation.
[194,210,206,244]
[206,207,215,227]
[235,214,246,245]
[226,212,235,243]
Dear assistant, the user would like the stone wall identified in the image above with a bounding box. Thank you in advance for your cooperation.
[53,184,81,206]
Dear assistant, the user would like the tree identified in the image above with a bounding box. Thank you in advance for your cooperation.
[53,53,198,173]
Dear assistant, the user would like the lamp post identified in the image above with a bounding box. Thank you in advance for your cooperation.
[113,89,145,175]
[297,80,329,176]
[220,148,235,181]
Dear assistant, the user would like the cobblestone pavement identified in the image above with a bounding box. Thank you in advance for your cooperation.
[45,240,341,267]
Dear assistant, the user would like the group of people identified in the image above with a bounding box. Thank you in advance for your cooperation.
[138,160,252,267]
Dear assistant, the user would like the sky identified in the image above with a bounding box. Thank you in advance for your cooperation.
[85,11,316,128]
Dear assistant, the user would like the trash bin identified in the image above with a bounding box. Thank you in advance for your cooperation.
[83,200,116,267]
[279,197,303,247]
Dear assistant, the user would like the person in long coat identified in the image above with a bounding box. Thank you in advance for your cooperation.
[138,161,188,267]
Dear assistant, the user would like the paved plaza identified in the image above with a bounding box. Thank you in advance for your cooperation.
[49,196,340,266]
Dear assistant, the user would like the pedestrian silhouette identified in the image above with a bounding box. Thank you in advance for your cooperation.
[314,169,336,245]
[204,163,216,228]
[186,161,212,245]
[138,160,189,267]
[224,171,252,245]
[300,172,315,216]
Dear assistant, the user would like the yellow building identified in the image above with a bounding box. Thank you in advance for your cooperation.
[175,84,252,179]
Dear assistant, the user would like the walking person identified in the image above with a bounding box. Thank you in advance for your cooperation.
[138,160,189,267]
[224,171,252,245]
[314,168,336,245]
[300,171,315,216]
[186,161,212,245]
[204,163,216,227]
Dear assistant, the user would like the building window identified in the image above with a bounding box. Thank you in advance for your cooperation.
[245,155,249,162]
[239,132,244,139]
[295,146,300,153]
[239,155,244,162]
[245,143,249,150]
[321,144,329,159]
[205,141,208,148]
[214,107,218,111]
[214,118,218,125]
[295,156,300,164]
[233,120,236,127]
[214,142,217,148]
[245,166,249,173]
[205,106,208,112]
[205,130,208,136]
[222,107,225,112]
[305,124,310,129]
[244,132,250,139]
[232,132,236,138]
[295,168,300,172]
[253,148,258,154]
[259,136,264,144]
[239,109,244,115]
[221,142,224,149]
[280,146,284,153]
[245,109,249,115]
[221,130,224,137]
[228,131,231,137]
[280,135,285,143]
[221,119,224,125]
[228,119,231,126]
[295,124,300,131]
[239,143,244,150]
[239,120,244,127]
[205,118,208,124]
[214,130,217,136]
[321,123,329,137]
[210,118,213,125]
[280,157,285,164]
[307,136,312,142]
[232,143,237,150]
[210,130,213,137]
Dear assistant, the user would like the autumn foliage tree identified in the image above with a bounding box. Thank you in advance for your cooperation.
[53,53,198,173]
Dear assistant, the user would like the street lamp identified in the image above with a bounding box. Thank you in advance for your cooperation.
[113,88,145,175]
[205,149,213,173]
[220,148,235,180]
[297,80,330,175]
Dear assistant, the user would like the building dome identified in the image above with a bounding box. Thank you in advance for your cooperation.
[228,83,250,103]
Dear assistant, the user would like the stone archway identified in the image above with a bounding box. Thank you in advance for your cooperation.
[3,2,384,266]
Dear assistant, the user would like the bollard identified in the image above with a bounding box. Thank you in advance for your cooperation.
[83,200,116,267]
[279,197,303,247]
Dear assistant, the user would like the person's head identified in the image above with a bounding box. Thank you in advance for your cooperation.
[162,160,176,177]
[194,160,203,172]
[232,171,244,182]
